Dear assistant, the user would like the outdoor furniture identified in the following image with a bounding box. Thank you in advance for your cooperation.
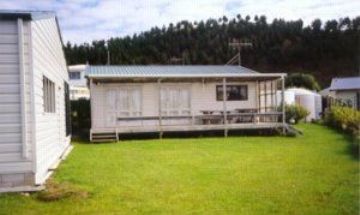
[200,110,224,125]
[232,109,256,123]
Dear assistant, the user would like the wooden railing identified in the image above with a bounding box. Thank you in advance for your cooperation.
[117,112,282,126]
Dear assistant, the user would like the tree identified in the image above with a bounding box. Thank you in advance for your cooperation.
[285,73,321,91]
[63,15,360,86]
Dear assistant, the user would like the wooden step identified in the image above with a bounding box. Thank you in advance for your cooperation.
[92,135,117,138]
[91,138,117,143]
[91,132,118,142]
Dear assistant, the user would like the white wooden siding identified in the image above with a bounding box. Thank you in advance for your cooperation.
[90,81,257,130]
[31,17,69,184]
[335,91,359,109]
[0,20,32,173]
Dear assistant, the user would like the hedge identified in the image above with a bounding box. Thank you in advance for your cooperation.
[324,106,360,157]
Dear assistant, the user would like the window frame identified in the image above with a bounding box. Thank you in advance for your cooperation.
[216,84,248,101]
[106,86,143,118]
[64,81,71,136]
[160,85,191,116]
[43,76,56,113]
[69,72,81,80]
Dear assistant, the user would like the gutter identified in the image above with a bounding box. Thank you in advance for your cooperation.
[86,73,287,79]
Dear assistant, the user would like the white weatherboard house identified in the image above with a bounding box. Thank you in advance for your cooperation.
[0,11,71,192]
[68,64,90,100]
[87,65,287,142]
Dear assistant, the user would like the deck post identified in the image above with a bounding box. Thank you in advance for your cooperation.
[270,81,274,111]
[222,78,228,137]
[255,80,259,123]
[275,79,278,111]
[271,80,275,122]
[281,77,286,134]
[158,79,163,139]
[264,81,267,113]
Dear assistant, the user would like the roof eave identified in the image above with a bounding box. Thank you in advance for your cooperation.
[0,10,55,21]
[329,88,360,91]
[86,73,286,79]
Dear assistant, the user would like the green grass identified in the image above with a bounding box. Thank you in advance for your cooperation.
[0,124,359,215]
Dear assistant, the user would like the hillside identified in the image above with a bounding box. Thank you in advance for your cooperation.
[64,15,360,86]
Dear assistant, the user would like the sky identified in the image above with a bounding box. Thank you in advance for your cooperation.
[0,0,359,44]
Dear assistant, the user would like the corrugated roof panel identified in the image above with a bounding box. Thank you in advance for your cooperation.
[330,77,360,90]
[85,65,284,78]
[0,10,55,20]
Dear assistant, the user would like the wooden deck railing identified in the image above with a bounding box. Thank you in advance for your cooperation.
[117,112,282,126]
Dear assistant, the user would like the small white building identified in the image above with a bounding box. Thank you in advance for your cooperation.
[68,64,89,100]
[86,65,287,142]
[0,11,71,192]
[329,77,360,110]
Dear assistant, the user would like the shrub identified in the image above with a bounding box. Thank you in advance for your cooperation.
[325,106,360,157]
[284,104,310,124]
[324,106,360,134]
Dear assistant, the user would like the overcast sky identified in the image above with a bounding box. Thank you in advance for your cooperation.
[1,0,359,44]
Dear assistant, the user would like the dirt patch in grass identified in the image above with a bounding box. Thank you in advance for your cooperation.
[36,180,89,202]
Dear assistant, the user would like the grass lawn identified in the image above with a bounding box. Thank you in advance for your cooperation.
[0,124,359,215]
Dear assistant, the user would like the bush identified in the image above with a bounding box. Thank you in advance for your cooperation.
[284,104,310,124]
[325,106,360,157]
[324,106,360,134]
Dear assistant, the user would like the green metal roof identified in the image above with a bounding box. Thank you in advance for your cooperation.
[86,65,285,78]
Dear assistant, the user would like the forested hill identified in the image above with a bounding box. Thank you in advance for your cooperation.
[64,15,360,86]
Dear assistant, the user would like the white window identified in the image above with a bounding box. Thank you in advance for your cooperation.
[69,72,81,80]
[106,87,142,118]
[161,86,191,116]
[43,76,56,113]
[117,88,142,117]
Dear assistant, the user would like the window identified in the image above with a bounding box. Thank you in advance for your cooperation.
[216,85,248,101]
[161,86,191,116]
[43,76,56,113]
[117,88,142,117]
[69,72,81,80]
[106,88,142,118]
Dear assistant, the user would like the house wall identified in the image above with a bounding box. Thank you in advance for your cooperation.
[31,17,70,185]
[0,19,35,188]
[90,81,258,131]
[68,66,87,87]
[335,90,360,109]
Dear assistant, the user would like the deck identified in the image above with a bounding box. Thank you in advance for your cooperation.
[92,122,284,134]
[90,110,286,141]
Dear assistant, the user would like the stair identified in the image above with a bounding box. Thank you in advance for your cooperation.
[283,124,303,136]
[90,132,118,143]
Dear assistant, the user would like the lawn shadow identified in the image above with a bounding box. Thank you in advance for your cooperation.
[118,129,281,140]
[72,128,292,144]
[327,127,360,161]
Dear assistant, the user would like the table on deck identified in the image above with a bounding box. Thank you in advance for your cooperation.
[200,109,259,124]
